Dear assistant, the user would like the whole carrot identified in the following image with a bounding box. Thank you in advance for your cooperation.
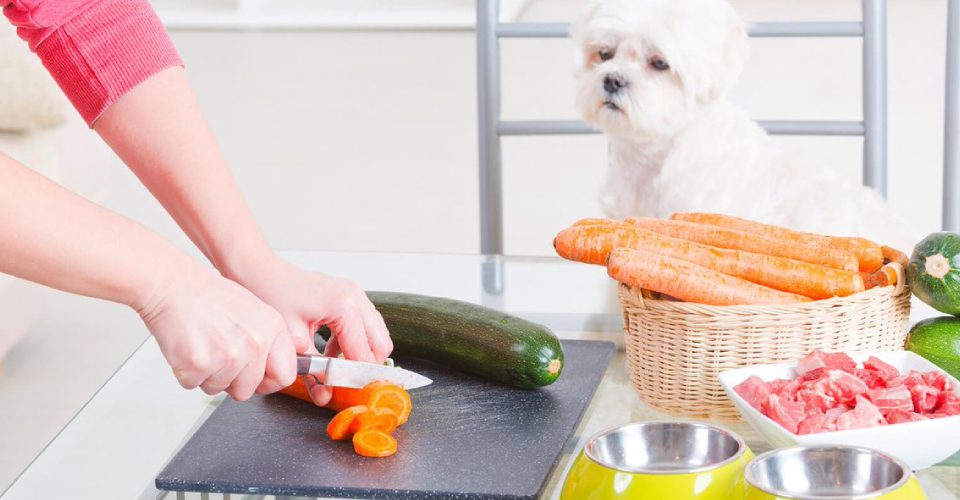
[670,212,883,273]
[607,248,811,306]
[554,224,864,299]
[626,217,859,272]
[571,217,618,227]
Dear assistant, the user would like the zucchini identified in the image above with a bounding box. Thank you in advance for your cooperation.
[906,316,960,380]
[907,232,960,315]
[319,292,564,388]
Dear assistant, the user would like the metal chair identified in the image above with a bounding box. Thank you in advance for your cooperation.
[476,0,890,264]
[945,0,960,230]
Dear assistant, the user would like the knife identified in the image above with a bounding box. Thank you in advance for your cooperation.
[296,354,432,390]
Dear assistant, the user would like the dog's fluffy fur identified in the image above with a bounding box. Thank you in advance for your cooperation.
[572,0,914,249]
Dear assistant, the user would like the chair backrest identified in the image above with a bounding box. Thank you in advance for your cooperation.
[945,0,960,231]
[477,0,889,254]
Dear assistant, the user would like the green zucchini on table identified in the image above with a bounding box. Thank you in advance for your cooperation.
[907,232,960,315]
[317,291,564,388]
[906,316,960,380]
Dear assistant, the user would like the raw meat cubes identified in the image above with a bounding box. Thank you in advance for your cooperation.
[733,350,959,435]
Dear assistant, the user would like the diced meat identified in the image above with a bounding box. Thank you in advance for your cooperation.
[935,391,960,416]
[910,384,940,414]
[886,409,930,424]
[797,413,828,435]
[835,396,887,431]
[734,376,772,411]
[900,371,927,389]
[866,386,913,415]
[797,350,857,380]
[797,389,836,414]
[774,379,800,397]
[863,356,900,381]
[854,368,886,390]
[922,371,950,392]
[767,378,793,394]
[825,370,870,405]
[763,393,807,434]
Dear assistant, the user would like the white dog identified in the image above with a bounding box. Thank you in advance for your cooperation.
[572,0,914,249]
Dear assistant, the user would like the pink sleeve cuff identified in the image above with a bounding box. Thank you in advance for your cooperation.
[11,0,183,126]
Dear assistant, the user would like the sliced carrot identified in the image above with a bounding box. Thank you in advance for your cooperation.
[327,406,368,441]
[364,382,412,425]
[353,429,398,458]
[350,407,399,434]
[670,212,883,273]
[555,224,864,299]
[607,247,811,306]
[626,217,858,272]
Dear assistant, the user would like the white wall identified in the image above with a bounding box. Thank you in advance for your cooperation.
[9,0,950,259]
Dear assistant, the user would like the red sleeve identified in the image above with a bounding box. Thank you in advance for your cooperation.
[2,0,184,126]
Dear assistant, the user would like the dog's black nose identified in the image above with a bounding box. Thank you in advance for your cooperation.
[603,74,627,93]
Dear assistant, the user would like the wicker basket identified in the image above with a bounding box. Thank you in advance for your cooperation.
[617,263,912,421]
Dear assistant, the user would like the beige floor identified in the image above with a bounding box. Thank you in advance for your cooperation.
[0,0,953,493]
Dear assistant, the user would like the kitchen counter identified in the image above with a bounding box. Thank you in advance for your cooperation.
[0,250,956,499]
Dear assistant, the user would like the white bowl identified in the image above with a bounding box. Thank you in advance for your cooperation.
[719,351,960,470]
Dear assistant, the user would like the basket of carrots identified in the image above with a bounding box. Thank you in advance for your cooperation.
[554,213,911,420]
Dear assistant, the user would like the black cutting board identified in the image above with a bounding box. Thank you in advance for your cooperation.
[155,340,616,499]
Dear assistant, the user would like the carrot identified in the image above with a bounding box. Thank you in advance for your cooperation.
[350,407,400,434]
[280,379,413,425]
[571,217,618,227]
[327,406,369,441]
[555,224,864,299]
[607,247,811,306]
[881,246,909,268]
[353,429,398,458]
[670,212,883,273]
[626,217,859,272]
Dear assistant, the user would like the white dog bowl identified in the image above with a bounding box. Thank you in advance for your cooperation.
[719,351,960,470]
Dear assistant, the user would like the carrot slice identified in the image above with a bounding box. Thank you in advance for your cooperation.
[670,212,883,272]
[326,406,368,441]
[607,247,811,306]
[352,429,398,458]
[364,382,412,425]
[554,224,864,299]
[626,217,859,272]
[350,407,399,434]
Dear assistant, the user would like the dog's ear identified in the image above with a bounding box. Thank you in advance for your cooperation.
[700,4,749,102]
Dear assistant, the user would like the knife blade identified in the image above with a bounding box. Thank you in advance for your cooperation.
[296,354,432,390]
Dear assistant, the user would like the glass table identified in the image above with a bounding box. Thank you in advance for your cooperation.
[1,251,957,499]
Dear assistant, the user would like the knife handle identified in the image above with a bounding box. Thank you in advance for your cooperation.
[296,354,331,375]
[296,355,313,375]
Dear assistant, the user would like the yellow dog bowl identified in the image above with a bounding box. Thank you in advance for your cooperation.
[560,422,753,500]
[744,446,926,500]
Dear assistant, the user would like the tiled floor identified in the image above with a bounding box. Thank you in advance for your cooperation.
[0,0,953,493]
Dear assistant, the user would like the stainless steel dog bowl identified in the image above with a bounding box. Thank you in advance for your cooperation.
[585,421,747,473]
[745,446,914,499]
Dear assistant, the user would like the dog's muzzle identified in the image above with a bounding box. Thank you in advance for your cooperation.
[603,73,628,94]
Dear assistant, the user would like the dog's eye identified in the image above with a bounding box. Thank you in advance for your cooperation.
[598,48,615,62]
[650,58,670,71]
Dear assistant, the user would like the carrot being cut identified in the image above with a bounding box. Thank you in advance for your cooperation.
[669,212,883,273]
[626,217,859,272]
[281,379,412,425]
[555,224,864,299]
[607,247,811,306]
[353,429,398,458]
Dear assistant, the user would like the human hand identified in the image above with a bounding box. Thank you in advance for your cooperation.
[136,267,298,401]
[229,256,393,406]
